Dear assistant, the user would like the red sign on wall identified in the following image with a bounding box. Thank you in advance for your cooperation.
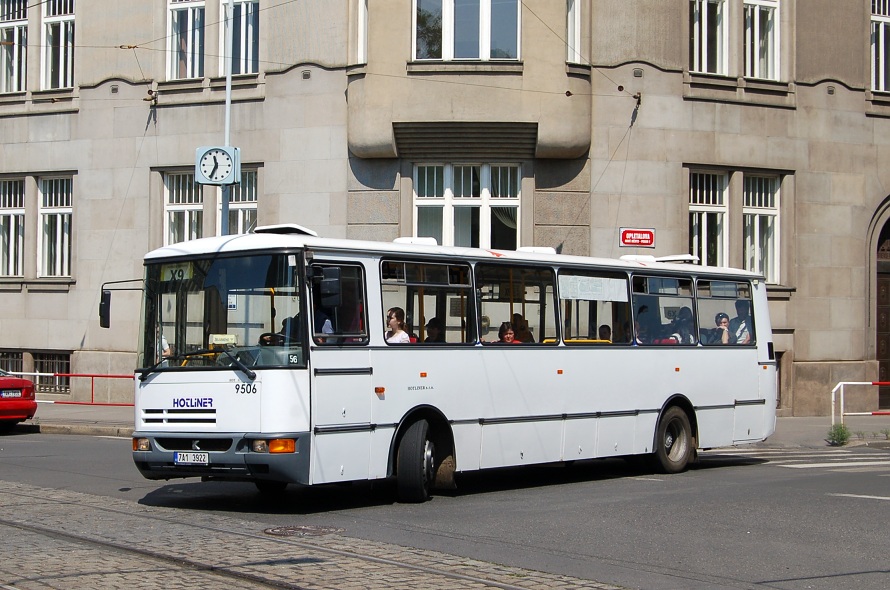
[619,227,655,248]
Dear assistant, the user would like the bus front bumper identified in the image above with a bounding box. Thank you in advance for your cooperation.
[132,431,311,485]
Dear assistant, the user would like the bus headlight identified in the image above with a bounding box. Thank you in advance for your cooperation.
[133,438,150,451]
[251,438,295,453]
[269,439,296,453]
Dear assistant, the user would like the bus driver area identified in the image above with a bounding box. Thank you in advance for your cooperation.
[121,225,776,502]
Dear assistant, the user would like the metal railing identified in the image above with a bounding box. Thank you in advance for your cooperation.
[9,372,134,406]
[830,381,890,425]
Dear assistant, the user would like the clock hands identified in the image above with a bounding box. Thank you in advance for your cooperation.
[210,155,219,179]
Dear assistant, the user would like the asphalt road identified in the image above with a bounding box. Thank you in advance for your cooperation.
[1,431,889,589]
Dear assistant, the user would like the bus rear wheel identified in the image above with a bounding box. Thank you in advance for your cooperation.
[653,406,694,474]
[397,419,435,503]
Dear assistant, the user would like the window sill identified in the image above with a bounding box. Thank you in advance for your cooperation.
[154,76,265,106]
[0,88,78,117]
[25,278,75,293]
[765,284,795,300]
[566,63,592,78]
[407,61,523,74]
[865,89,890,118]
[683,72,795,108]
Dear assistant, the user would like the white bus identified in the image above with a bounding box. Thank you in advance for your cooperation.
[124,225,776,502]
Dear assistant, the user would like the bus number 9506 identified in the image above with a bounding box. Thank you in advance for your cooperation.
[234,383,258,394]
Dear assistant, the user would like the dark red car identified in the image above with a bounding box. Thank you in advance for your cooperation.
[0,369,36,432]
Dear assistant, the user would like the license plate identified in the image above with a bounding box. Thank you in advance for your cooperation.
[174,452,209,465]
[0,390,21,398]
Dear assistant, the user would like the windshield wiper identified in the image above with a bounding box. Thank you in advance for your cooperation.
[176,348,257,381]
[137,358,168,382]
[217,348,257,381]
[138,348,256,382]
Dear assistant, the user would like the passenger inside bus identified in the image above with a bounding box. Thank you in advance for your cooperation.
[512,313,535,343]
[424,317,445,343]
[598,325,612,342]
[385,307,411,344]
[730,300,752,344]
[497,322,520,344]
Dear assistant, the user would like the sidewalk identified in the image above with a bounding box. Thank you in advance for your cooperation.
[17,401,890,448]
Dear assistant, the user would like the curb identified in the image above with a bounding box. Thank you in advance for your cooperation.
[16,423,134,437]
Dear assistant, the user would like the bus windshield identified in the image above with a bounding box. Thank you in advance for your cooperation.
[139,252,303,371]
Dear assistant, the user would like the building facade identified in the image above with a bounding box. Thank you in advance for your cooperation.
[0,0,887,415]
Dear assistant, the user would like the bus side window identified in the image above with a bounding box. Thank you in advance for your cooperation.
[696,280,754,346]
[557,271,631,345]
[381,260,474,344]
[632,275,696,345]
[310,264,369,345]
[476,263,557,345]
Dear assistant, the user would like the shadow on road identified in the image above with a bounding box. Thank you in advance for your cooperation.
[137,451,765,514]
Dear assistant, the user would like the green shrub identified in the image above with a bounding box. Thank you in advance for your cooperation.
[826,423,851,446]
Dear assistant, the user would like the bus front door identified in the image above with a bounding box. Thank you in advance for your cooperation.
[309,347,373,484]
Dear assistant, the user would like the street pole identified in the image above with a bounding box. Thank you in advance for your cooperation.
[220,0,234,235]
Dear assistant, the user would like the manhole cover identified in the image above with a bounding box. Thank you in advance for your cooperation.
[264,525,345,537]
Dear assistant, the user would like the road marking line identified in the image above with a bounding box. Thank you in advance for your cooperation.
[828,493,890,501]
[779,460,890,469]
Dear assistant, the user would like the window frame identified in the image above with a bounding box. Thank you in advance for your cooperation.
[164,172,203,246]
[688,171,729,268]
[0,0,27,94]
[38,177,73,278]
[220,0,258,75]
[168,0,205,81]
[0,178,25,277]
[217,169,257,235]
[743,0,779,81]
[41,0,75,90]
[413,0,521,62]
[566,0,582,64]
[413,162,520,250]
[873,1,890,92]
[742,174,780,283]
[689,0,727,75]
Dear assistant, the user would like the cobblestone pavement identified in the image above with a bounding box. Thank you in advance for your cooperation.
[0,481,623,590]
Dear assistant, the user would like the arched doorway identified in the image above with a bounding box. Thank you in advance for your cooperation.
[876,224,890,409]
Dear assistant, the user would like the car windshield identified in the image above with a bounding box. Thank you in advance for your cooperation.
[139,252,305,371]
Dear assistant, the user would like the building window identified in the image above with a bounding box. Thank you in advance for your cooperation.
[566,0,582,64]
[689,0,726,75]
[169,0,204,80]
[164,173,202,245]
[743,175,779,283]
[219,169,257,235]
[873,1,890,91]
[33,352,70,393]
[0,350,23,373]
[0,0,27,94]
[43,0,74,90]
[0,179,25,276]
[414,0,519,61]
[224,0,258,75]
[39,177,72,277]
[414,163,519,249]
[357,0,368,64]
[744,0,778,80]
[689,172,728,267]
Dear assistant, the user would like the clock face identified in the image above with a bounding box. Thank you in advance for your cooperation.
[199,148,234,183]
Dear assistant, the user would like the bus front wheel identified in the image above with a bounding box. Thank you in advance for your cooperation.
[653,406,694,474]
[397,419,435,503]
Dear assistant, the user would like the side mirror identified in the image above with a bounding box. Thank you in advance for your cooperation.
[319,267,342,308]
[99,290,111,328]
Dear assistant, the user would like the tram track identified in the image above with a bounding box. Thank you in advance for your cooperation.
[0,481,614,590]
